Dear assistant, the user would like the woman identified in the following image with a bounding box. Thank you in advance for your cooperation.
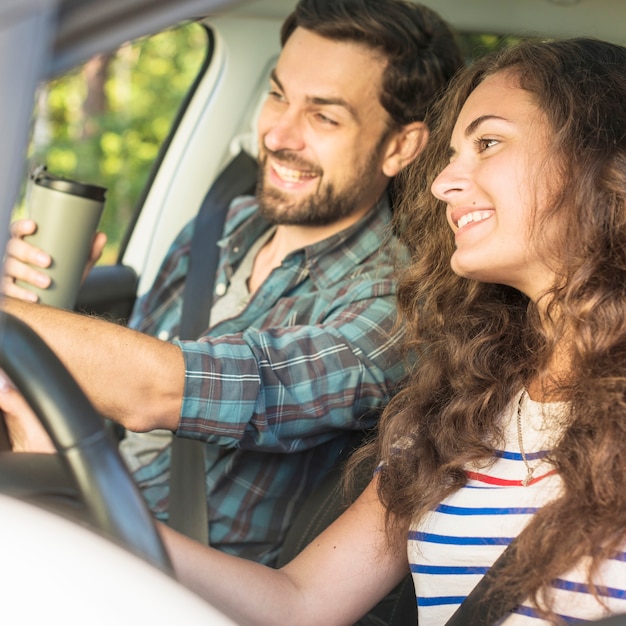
[5,38,626,624]
[374,36,626,624]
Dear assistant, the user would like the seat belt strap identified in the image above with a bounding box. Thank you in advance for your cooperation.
[444,535,523,626]
[168,150,258,543]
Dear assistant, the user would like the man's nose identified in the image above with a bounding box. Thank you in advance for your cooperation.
[263,109,306,153]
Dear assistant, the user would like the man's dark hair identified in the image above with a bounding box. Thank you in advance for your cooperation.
[281,0,464,126]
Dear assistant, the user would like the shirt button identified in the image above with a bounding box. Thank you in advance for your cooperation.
[157,330,170,341]
[215,282,227,296]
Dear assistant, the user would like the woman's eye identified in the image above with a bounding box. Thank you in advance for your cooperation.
[476,137,498,152]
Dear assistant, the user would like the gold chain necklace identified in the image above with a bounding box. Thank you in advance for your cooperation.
[516,389,536,486]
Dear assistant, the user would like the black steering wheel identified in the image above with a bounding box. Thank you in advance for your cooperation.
[0,310,172,572]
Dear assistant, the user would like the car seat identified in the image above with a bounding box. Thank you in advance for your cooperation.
[275,438,416,626]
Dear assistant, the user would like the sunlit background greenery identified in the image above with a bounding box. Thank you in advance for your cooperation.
[19,22,208,264]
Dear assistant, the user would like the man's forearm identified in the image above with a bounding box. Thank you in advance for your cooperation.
[1,297,184,432]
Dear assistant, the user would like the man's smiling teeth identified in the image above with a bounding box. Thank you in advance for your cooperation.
[457,210,492,229]
[273,162,317,183]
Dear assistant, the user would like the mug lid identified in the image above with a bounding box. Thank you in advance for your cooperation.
[31,166,107,202]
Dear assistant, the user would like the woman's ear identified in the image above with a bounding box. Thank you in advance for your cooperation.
[382,121,429,177]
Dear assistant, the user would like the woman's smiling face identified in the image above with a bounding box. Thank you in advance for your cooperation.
[431,70,559,301]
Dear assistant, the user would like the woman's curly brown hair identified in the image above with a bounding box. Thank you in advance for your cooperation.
[351,38,626,621]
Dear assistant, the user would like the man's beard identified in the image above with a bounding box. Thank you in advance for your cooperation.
[256,148,382,227]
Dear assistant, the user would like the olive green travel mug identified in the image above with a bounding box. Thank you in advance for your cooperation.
[17,168,106,309]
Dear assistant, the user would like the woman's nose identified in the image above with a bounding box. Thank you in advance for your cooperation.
[430,160,466,202]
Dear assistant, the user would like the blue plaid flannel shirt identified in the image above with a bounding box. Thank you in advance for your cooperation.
[126,193,409,564]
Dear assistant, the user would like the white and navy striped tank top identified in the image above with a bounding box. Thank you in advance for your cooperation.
[408,390,626,624]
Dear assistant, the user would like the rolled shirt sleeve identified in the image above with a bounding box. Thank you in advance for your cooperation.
[175,282,406,450]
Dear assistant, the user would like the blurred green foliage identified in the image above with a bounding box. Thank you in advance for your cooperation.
[456,32,527,64]
[26,22,208,263]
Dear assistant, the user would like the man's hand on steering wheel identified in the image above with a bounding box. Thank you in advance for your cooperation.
[0,370,55,453]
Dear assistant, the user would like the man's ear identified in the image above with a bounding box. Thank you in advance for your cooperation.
[382,121,429,177]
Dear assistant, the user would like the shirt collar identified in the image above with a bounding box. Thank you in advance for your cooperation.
[219,193,400,285]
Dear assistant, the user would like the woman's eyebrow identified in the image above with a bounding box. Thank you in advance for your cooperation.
[464,114,511,137]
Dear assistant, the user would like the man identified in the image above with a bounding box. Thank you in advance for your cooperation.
[2,0,463,565]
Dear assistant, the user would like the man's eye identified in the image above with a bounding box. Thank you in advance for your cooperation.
[316,113,338,126]
[268,89,285,101]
